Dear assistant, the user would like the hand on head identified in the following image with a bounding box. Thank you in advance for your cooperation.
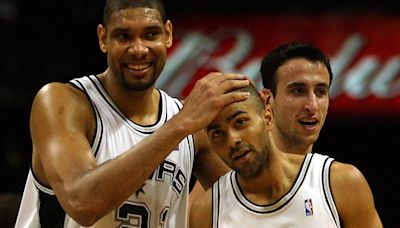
[179,72,250,134]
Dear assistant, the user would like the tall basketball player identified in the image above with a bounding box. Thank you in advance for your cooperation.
[15,0,248,227]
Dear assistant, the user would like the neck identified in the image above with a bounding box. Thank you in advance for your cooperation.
[237,142,304,205]
[238,153,294,205]
[272,130,313,155]
[98,70,161,125]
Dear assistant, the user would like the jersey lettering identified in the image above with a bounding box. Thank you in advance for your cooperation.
[172,168,186,195]
[155,159,187,196]
[117,202,150,228]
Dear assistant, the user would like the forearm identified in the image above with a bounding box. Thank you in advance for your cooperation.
[56,115,190,225]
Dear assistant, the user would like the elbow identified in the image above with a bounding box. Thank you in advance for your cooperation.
[71,213,101,227]
[63,196,109,226]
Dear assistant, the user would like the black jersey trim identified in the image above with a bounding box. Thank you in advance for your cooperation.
[29,169,66,228]
[38,190,66,228]
[88,75,167,135]
[322,158,341,228]
[231,153,314,213]
[69,79,103,158]
[212,181,220,228]
[30,168,54,195]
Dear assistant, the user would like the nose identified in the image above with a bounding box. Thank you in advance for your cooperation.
[227,129,242,150]
[128,38,148,59]
[304,93,318,113]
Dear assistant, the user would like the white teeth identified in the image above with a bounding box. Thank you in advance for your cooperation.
[126,63,150,70]
[299,119,318,126]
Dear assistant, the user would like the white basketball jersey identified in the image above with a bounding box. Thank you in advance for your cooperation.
[15,75,195,228]
[212,153,341,228]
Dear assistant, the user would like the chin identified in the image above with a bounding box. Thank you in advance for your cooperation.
[303,136,318,146]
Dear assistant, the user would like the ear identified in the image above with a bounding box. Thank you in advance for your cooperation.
[164,20,173,48]
[263,104,274,131]
[97,24,108,53]
[260,88,272,106]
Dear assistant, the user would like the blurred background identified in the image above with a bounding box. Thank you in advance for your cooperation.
[1,0,399,227]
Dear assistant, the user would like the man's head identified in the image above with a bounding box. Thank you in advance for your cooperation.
[103,0,167,28]
[98,0,172,91]
[261,42,332,97]
[206,85,272,177]
[260,42,331,154]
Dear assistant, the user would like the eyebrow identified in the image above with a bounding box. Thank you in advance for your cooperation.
[287,82,329,88]
[206,110,246,132]
[110,24,163,33]
[110,27,130,33]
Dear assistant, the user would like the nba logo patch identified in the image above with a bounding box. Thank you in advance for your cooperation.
[304,198,313,216]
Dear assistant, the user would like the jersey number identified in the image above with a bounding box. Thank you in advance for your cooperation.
[117,202,169,228]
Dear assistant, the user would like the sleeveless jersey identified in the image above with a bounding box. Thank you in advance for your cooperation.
[212,153,341,228]
[15,75,195,228]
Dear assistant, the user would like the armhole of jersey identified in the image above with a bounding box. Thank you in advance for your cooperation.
[30,168,55,195]
[212,181,220,228]
[322,158,341,228]
[68,79,103,158]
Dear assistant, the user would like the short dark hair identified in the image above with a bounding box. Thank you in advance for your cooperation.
[103,0,166,27]
[236,84,265,113]
[260,42,333,96]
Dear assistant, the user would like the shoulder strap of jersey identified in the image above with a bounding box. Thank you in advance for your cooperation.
[322,156,341,228]
[212,180,220,228]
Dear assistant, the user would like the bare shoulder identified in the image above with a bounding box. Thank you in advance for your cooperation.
[330,161,383,227]
[330,161,365,187]
[33,82,91,110]
[32,82,94,128]
[31,82,95,185]
[190,188,212,228]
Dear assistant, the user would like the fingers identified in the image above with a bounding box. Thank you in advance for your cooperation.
[193,72,251,105]
[203,72,247,81]
[197,72,249,93]
[220,76,250,93]
[178,72,251,133]
[219,90,250,106]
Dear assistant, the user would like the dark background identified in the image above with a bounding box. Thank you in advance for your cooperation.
[1,0,399,227]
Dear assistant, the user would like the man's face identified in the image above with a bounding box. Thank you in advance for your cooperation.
[206,98,270,177]
[269,58,330,150]
[98,7,172,91]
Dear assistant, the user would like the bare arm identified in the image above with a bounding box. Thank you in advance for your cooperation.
[330,162,383,228]
[32,73,248,226]
[190,188,213,228]
[31,83,196,225]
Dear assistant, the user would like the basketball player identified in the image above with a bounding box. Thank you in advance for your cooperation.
[190,85,382,227]
[189,42,333,205]
[15,0,249,227]
[260,42,332,155]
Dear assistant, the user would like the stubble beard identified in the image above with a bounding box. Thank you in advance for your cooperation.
[237,145,269,178]
[119,71,158,91]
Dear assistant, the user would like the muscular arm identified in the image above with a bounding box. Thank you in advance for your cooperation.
[31,83,196,226]
[330,162,383,228]
[190,188,213,228]
[32,73,248,226]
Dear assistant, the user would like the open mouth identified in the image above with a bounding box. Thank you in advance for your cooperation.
[299,119,318,127]
[232,150,250,160]
[299,118,319,132]
[124,63,151,71]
